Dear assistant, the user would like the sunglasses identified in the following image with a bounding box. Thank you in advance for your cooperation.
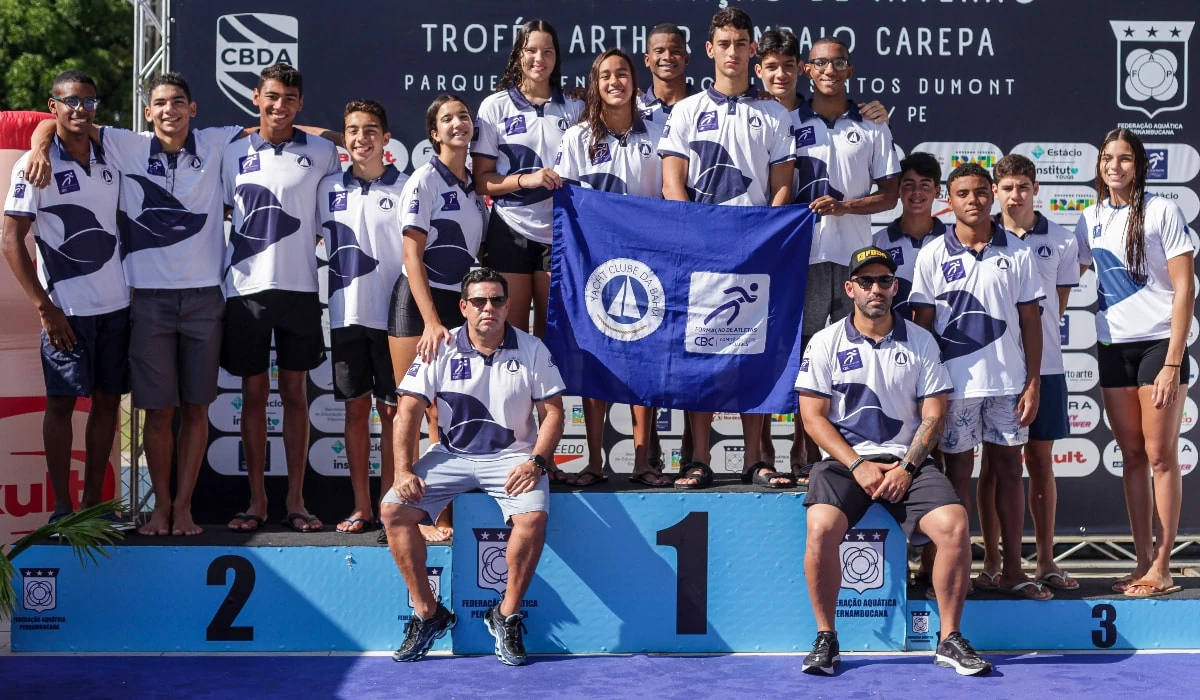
[465,295,508,309]
[851,275,896,290]
[50,95,101,111]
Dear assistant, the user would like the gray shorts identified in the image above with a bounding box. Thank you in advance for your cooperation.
[381,450,549,524]
[129,286,225,409]
[802,261,853,338]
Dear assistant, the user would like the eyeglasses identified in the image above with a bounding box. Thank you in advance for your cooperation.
[465,295,508,309]
[807,57,851,71]
[851,275,896,290]
[50,95,101,111]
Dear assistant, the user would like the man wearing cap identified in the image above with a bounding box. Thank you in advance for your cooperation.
[795,246,991,677]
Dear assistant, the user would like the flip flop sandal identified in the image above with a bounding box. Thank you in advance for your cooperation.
[741,461,794,489]
[545,464,572,484]
[570,471,610,488]
[282,512,321,532]
[791,463,813,484]
[673,462,713,490]
[228,512,266,532]
[336,517,372,533]
[1039,571,1080,591]
[630,469,671,487]
[995,580,1053,601]
[974,570,1001,590]
[1111,575,1134,593]
[1123,581,1183,598]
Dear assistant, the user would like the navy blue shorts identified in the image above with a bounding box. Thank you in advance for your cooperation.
[1029,373,1069,442]
[41,307,131,397]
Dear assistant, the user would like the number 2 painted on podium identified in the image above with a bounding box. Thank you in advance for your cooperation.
[207,555,256,641]
[656,511,709,635]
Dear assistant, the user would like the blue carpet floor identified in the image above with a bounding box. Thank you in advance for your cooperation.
[1,652,1194,699]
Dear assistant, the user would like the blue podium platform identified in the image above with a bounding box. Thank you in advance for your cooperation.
[10,488,1200,653]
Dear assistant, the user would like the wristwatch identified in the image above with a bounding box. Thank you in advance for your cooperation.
[529,455,549,474]
[900,460,918,476]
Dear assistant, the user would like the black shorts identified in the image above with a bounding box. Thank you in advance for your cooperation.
[1097,338,1190,388]
[481,213,551,274]
[331,325,397,404]
[221,290,326,377]
[41,307,131,397]
[803,455,961,545]
[388,275,467,337]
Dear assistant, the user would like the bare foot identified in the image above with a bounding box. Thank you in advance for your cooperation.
[138,508,170,536]
[171,509,204,536]
[420,524,452,542]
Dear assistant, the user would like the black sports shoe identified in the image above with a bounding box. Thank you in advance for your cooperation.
[392,602,456,662]
[934,632,993,676]
[484,604,528,666]
[802,631,840,675]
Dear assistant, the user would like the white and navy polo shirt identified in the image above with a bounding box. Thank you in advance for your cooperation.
[398,324,565,458]
[1075,194,1194,344]
[471,88,583,244]
[399,158,488,292]
[637,83,696,124]
[317,164,409,331]
[796,314,952,460]
[792,99,901,265]
[872,218,948,319]
[100,125,241,289]
[657,86,795,206]
[4,138,128,316]
[221,129,340,297]
[997,212,1079,375]
[554,117,665,199]
[909,223,1045,399]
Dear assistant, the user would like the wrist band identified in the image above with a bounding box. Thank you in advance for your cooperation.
[848,457,866,472]
[516,174,525,189]
[1164,363,1181,368]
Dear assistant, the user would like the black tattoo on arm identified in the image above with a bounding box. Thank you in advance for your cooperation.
[903,415,944,466]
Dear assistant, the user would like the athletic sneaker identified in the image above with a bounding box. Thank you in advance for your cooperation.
[934,632,993,676]
[802,631,841,675]
[484,604,528,666]
[392,602,456,662]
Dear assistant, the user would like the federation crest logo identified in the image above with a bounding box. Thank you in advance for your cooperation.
[837,348,863,372]
[585,258,666,342]
[441,191,460,211]
[697,110,718,132]
[216,14,299,117]
[687,272,770,355]
[504,115,527,136]
[54,171,80,195]
[147,158,166,177]
[475,528,511,595]
[941,259,965,282]
[795,125,816,148]
[21,568,59,613]
[912,611,931,634]
[407,566,444,608]
[840,528,888,593]
[328,191,347,212]
[1110,21,1194,119]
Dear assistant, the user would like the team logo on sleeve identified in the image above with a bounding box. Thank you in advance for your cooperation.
[147,158,167,177]
[215,14,299,117]
[585,258,666,342]
[886,247,904,265]
[591,142,612,165]
[328,191,347,212]
[407,199,420,214]
[21,568,59,613]
[697,110,719,132]
[54,171,80,195]
[799,357,811,372]
[837,348,864,372]
[406,362,420,376]
[840,529,888,593]
[475,528,511,595]
[440,191,460,211]
[450,358,472,380]
[504,115,527,136]
[941,259,966,282]
[1110,21,1193,118]
[238,153,261,174]
[12,183,25,199]
[554,151,562,165]
[662,124,671,138]
[795,125,816,148]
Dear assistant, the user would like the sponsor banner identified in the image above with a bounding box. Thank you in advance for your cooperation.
[336,139,409,174]
[11,544,452,652]
[208,392,285,434]
[308,436,383,477]
[1036,185,1097,227]
[1052,438,1101,478]
[1009,142,1098,183]
[206,435,289,477]
[1182,397,1199,434]
[1144,143,1200,183]
[607,406,686,437]
[1067,395,1102,435]
[553,438,590,473]
[452,492,907,653]
[1063,353,1100,393]
[1068,269,1098,309]
[1061,310,1098,351]
[607,438,686,475]
[1145,185,1200,221]
[563,395,587,436]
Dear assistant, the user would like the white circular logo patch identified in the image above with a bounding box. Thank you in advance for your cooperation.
[585,258,665,342]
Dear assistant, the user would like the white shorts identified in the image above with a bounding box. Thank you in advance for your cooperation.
[381,450,549,524]
[940,395,1028,453]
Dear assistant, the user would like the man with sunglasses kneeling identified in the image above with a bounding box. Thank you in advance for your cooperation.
[382,267,565,666]
[796,247,992,677]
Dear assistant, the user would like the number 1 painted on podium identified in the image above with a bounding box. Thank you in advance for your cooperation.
[656,511,709,635]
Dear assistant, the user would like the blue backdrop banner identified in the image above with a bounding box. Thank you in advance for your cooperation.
[546,186,815,414]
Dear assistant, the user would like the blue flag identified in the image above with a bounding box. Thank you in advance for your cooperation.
[546,185,815,413]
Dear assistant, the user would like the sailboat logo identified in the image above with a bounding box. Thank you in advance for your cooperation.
[584,257,666,342]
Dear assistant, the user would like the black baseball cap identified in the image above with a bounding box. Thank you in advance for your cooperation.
[848,246,898,276]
